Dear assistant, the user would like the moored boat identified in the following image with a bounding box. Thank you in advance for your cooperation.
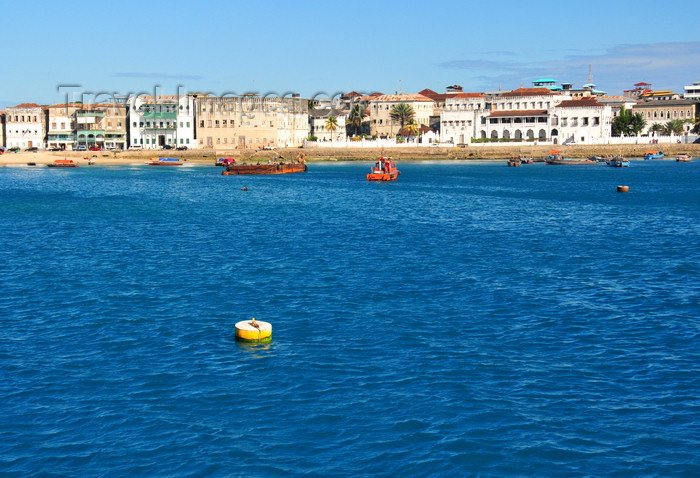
[216,157,235,167]
[146,158,182,166]
[507,157,522,167]
[605,156,629,167]
[47,159,78,168]
[545,153,596,165]
[644,150,664,160]
[222,161,307,175]
[366,153,400,181]
[676,154,692,162]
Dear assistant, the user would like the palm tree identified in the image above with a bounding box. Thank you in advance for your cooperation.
[348,105,365,137]
[390,103,415,130]
[325,115,338,140]
[402,119,419,140]
[663,119,685,136]
[649,123,664,136]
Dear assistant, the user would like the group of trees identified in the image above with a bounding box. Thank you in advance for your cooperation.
[323,103,418,138]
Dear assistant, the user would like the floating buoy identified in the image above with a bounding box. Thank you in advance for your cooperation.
[241,187,248,191]
[235,318,272,342]
[617,185,629,193]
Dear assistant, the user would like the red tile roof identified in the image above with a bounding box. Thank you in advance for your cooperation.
[13,103,43,108]
[556,97,604,108]
[453,92,486,98]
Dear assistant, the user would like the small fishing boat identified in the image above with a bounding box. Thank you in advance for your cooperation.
[605,156,629,167]
[367,152,400,181]
[676,154,692,162]
[545,153,596,165]
[644,150,664,160]
[507,157,522,167]
[47,159,78,168]
[146,158,182,166]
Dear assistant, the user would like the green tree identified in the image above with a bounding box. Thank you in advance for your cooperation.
[692,114,700,134]
[325,115,338,136]
[403,119,419,139]
[649,123,664,136]
[662,119,685,136]
[611,106,646,136]
[348,104,365,136]
[390,103,415,129]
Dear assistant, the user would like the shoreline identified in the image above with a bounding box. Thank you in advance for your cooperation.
[1,143,698,166]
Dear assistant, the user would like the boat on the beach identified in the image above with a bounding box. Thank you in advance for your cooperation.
[146,158,182,166]
[545,153,596,165]
[676,154,692,162]
[366,152,400,181]
[605,156,629,167]
[644,150,664,160]
[47,159,78,168]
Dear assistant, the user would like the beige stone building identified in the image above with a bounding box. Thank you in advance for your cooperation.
[632,99,697,134]
[366,93,436,138]
[195,95,309,149]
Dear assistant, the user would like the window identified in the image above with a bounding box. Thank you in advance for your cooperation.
[200,120,204,127]
[187,122,191,128]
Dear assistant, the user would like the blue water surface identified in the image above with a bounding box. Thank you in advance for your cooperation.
[1,160,699,477]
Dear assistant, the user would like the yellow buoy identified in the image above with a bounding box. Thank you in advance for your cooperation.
[235,318,272,342]
[617,185,629,193]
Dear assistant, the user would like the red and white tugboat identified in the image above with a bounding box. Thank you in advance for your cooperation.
[366,151,400,181]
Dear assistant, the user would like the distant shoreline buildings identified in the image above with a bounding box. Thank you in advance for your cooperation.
[1,79,699,151]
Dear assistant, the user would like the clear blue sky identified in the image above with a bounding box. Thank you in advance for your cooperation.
[1,0,698,108]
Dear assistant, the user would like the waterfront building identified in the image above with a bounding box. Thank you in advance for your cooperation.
[128,94,196,149]
[440,92,487,145]
[309,108,348,142]
[632,99,697,135]
[0,110,5,146]
[683,81,700,100]
[5,103,47,149]
[552,97,614,144]
[367,93,436,138]
[478,88,569,142]
[47,104,76,150]
[195,95,309,149]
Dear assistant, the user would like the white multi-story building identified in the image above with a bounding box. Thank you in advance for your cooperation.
[309,108,347,142]
[128,94,196,149]
[683,81,700,100]
[440,92,486,145]
[552,97,614,144]
[479,88,569,142]
[5,103,47,149]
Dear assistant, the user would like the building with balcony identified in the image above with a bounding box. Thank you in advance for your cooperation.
[683,81,700,100]
[128,94,196,149]
[478,88,569,142]
[5,103,48,149]
[195,95,309,149]
[47,104,77,150]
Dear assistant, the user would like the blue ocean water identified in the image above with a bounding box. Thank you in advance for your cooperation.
[1,160,699,477]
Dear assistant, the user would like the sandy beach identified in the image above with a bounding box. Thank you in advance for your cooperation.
[2,143,699,166]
